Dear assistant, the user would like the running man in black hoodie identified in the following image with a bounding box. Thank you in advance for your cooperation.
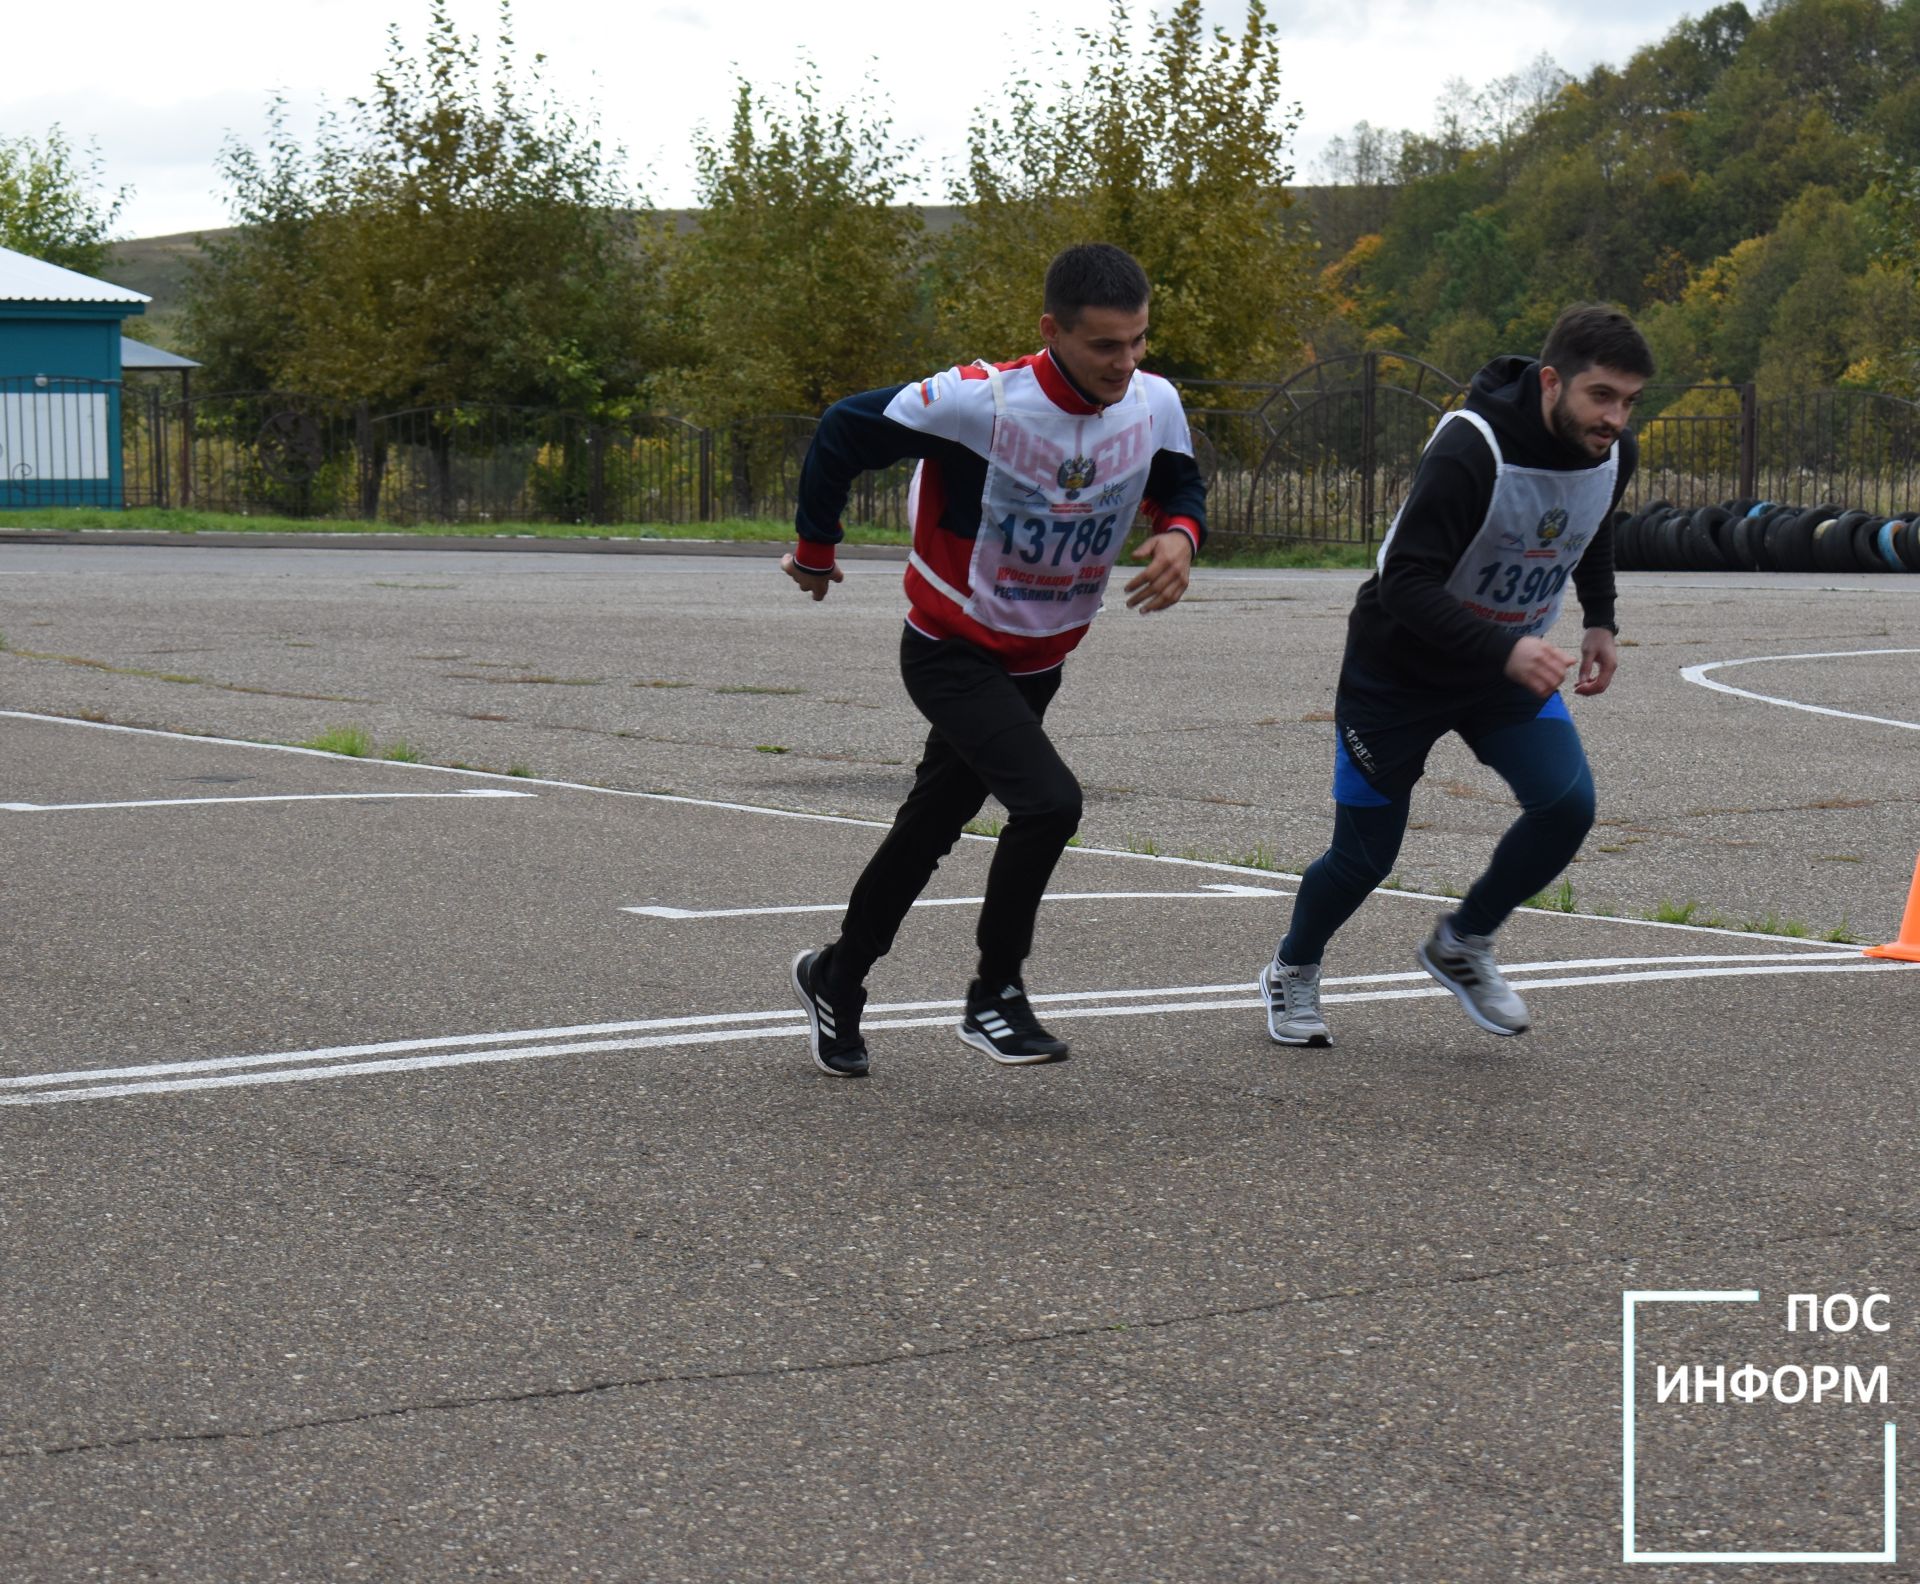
[1259,305,1653,1043]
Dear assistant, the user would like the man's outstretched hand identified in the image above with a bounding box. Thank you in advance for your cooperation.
[781,553,844,602]
[1124,531,1195,613]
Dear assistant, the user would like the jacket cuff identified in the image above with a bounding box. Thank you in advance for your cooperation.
[792,538,837,575]
[1581,598,1618,632]
[1156,515,1203,553]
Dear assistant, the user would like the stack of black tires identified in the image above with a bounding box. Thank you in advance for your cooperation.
[1614,500,1920,572]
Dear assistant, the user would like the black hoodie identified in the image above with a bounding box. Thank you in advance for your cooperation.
[1342,355,1635,693]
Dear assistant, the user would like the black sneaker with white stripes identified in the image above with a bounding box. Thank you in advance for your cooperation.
[958,978,1070,1065]
[790,946,870,1076]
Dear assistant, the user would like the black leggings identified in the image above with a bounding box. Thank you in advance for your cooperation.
[1278,712,1597,964]
[828,629,1082,993]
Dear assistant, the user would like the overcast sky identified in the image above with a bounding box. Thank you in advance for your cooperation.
[6,0,1712,239]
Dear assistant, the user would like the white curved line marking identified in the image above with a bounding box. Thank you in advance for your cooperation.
[1680,648,1920,731]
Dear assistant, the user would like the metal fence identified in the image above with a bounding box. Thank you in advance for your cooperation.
[31,368,1920,546]
[1631,385,1920,520]
[120,390,922,531]
[1183,365,1920,547]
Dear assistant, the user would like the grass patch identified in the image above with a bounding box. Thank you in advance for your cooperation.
[300,725,373,757]
[1740,911,1810,938]
[1646,898,1700,925]
[1,506,911,547]
[718,684,807,696]
[1124,834,1160,856]
[299,724,426,762]
[754,744,790,754]
[964,816,1005,837]
[507,763,534,778]
[4,508,1390,568]
[1638,898,1855,940]
[1524,878,1578,913]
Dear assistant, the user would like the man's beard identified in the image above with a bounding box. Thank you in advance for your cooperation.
[1550,390,1613,454]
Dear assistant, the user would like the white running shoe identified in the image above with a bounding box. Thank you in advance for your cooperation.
[1416,915,1532,1035]
[1258,959,1331,1046]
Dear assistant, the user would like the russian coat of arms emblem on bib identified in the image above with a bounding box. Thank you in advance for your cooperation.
[1057,455,1097,499]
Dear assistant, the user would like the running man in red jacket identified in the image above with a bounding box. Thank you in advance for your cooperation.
[782,243,1208,1076]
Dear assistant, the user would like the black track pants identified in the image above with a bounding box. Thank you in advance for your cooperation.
[827,628,1082,994]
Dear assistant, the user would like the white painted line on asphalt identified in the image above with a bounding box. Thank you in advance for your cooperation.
[623,882,1289,919]
[1680,648,1920,731]
[0,709,1858,951]
[0,789,536,812]
[3,955,1908,1107]
[0,951,1856,1094]
[0,708,896,832]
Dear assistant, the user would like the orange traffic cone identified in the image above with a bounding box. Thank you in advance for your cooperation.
[1866,853,1920,963]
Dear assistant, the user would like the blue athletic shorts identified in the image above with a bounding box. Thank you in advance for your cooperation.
[1332,662,1574,807]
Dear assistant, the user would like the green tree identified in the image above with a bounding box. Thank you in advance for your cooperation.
[181,98,319,391]
[1840,261,1920,395]
[185,1,657,409]
[0,127,128,276]
[659,71,926,423]
[939,0,1322,383]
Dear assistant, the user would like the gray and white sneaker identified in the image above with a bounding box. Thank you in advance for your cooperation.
[1416,915,1532,1035]
[1258,959,1331,1046]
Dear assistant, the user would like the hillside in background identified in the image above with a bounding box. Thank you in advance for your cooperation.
[104,231,204,348]
[1317,0,1920,398]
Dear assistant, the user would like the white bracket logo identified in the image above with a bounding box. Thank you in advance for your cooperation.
[1623,1289,1896,1564]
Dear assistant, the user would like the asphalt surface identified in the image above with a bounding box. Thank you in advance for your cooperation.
[3,541,1919,1582]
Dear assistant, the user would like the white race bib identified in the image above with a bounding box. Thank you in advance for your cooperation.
[1431,410,1618,639]
[958,369,1155,638]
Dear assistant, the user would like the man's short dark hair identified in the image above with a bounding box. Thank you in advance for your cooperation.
[1540,304,1655,381]
[1044,243,1150,328]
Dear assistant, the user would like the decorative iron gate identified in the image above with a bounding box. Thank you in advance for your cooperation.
[1184,352,1465,547]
